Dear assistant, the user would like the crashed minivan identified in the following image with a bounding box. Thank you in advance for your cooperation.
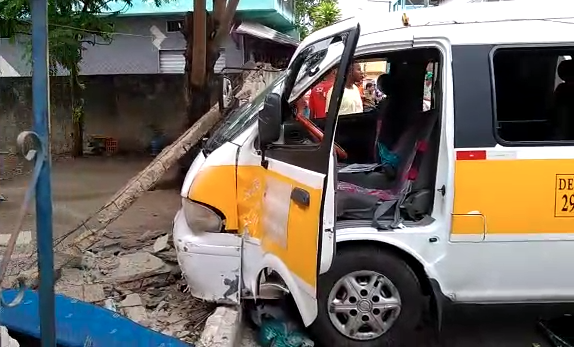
[173,1,574,345]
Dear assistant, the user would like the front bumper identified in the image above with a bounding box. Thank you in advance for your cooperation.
[173,209,242,303]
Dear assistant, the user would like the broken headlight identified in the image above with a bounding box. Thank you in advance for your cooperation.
[182,198,223,233]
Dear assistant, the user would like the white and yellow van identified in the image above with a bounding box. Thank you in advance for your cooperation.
[173,1,574,345]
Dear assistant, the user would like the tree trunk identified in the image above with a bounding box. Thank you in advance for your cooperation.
[177,10,220,178]
[70,67,84,157]
[72,120,83,157]
[183,10,219,128]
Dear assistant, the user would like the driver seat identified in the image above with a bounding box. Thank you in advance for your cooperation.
[337,67,420,190]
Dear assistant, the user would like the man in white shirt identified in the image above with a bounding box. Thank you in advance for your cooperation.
[325,63,364,116]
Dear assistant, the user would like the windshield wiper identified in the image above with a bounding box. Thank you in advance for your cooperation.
[200,137,213,156]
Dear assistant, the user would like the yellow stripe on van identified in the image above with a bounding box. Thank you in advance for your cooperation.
[453,159,574,235]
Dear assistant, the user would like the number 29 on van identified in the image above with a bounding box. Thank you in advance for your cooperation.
[555,174,574,217]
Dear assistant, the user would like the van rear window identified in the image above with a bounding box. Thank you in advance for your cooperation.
[492,46,574,144]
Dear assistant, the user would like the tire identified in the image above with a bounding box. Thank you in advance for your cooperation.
[309,246,424,347]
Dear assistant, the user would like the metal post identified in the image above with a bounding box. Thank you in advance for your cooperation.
[31,0,56,345]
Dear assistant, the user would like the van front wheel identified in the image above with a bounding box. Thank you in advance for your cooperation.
[309,246,424,347]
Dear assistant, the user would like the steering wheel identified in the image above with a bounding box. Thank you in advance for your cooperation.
[294,114,348,160]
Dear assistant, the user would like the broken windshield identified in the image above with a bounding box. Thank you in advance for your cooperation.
[203,71,287,153]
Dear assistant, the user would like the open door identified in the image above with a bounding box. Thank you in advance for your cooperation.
[236,19,361,326]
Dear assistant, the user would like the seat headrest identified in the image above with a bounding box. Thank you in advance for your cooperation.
[377,74,393,95]
[558,60,574,82]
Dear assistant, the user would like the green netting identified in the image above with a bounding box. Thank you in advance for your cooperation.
[257,318,314,347]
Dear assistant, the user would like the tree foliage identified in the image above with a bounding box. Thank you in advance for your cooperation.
[294,0,341,39]
[0,0,158,73]
[309,0,340,32]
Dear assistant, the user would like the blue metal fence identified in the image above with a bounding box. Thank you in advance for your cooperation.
[0,0,56,345]
[30,0,56,344]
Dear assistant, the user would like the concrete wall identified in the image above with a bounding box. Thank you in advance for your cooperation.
[0,15,242,76]
[0,74,188,159]
[0,68,282,180]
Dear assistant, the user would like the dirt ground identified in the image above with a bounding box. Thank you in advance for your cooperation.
[0,156,181,243]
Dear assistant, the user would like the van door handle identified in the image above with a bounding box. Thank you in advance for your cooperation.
[291,187,310,207]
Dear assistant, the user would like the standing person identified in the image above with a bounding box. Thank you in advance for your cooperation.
[363,82,377,111]
[295,97,308,118]
[308,69,337,119]
[325,63,364,116]
[357,80,364,100]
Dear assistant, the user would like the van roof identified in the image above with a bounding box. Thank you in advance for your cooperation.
[359,0,574,31]
[350,0,574,46]
[289,0,574,99]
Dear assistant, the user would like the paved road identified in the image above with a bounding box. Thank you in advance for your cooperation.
[242,304,574,346]
[416,304,556,347]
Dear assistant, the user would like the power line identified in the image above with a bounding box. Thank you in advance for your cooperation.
[9,20,161,39]
[49,22,155,38]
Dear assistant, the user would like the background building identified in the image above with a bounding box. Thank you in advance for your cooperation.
[0,0,298,77]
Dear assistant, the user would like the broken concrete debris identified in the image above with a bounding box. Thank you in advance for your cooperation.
[104,298,118,312]
[83,284,106,303]
[124,302,149,325]
[119,293,144,307]
[44,230,216,344]
[109,252,171,283]
[0,231,32,247]
[155,248,178,263]
[153,234,170,253]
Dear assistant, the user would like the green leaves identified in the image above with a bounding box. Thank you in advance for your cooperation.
[294,0,341,39]
[0,0,30,40]
[0,0,168,74]
[309,0,340,32]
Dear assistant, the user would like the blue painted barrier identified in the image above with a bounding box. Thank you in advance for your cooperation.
[30,0,57,342]
[0,289,192,347]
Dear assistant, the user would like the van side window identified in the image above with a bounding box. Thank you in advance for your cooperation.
[492,47,574,143]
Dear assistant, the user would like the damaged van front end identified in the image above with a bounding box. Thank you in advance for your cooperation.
[173,142,243,304]
[172,72,287,304]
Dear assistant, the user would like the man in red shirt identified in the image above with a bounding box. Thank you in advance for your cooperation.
[308,69,337,119]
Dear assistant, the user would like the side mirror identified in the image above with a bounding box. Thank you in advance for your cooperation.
[217,75,234,114]
[258,93,282,148]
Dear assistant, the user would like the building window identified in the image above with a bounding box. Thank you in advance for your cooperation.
[492,46,574,144]
[166,20,183,33]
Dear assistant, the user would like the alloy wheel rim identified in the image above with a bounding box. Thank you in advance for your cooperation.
[327,270,402,341]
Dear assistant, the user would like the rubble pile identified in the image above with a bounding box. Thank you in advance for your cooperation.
[53,229,216,343]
